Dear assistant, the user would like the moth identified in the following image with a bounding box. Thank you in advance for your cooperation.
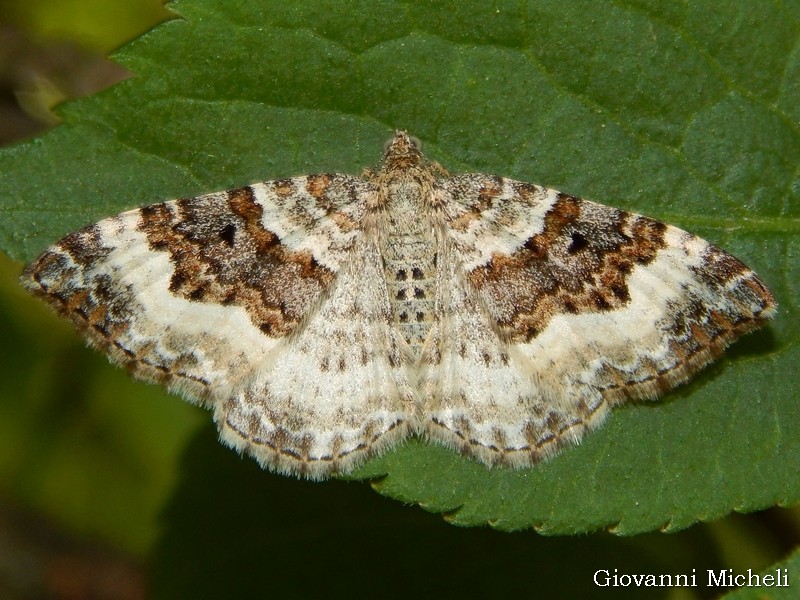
[22,131,776,479]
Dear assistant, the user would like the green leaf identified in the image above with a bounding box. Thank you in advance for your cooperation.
[1,0,797,543]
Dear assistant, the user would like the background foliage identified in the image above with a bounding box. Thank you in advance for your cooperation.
[0,0,797,597]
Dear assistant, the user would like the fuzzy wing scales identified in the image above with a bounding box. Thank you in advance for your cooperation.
[22,175,416,478]
[427,174,775,467]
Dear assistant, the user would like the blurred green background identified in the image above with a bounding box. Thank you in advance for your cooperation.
[0,1,200,597]
[0,1,798,599]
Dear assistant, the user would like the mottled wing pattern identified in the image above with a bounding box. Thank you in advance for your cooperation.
[428,174,776,466]
[21,131,776,478]
[22,174,416,478]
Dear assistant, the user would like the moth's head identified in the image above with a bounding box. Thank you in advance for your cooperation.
[381,130,424,170]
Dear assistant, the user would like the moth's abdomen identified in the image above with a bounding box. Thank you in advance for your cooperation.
[382,186,437,356]
[384,243,436,354]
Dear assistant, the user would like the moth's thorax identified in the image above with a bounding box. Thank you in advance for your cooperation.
[379,171,437,357]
